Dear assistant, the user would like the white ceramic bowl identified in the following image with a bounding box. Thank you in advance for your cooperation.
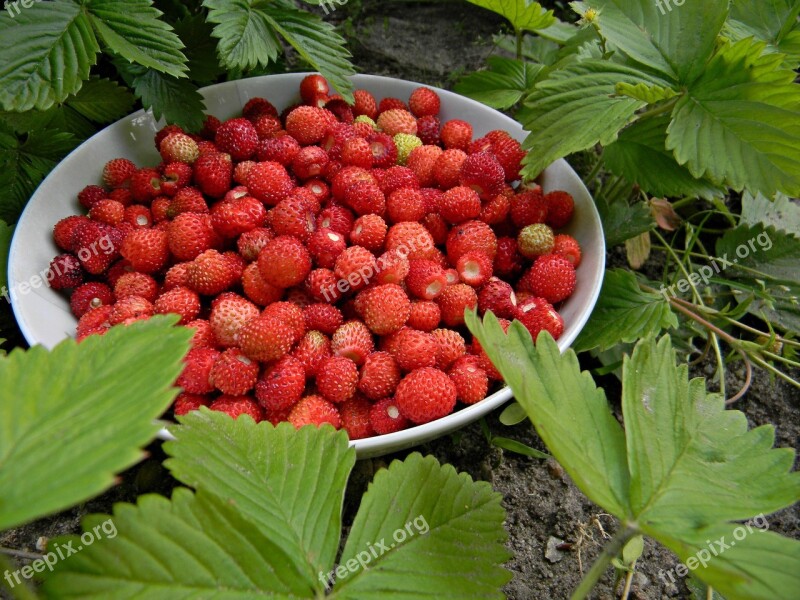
[8,73,605,458]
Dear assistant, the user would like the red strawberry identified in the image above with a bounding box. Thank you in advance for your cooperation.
[109,295,154,325]
[292,145,330,180]
[440,120,472,151]
[370,397,410,434]
[69,282,113,318]
[303,303,344,335]
[353,89,378,119]
[377,109,417,136]
[340,137,374,169]
[241,262,283,306]
[215,118,258,161]
[493,236,524,279]
[71,221,120,274]
[155,125,184,149]
[299,74,329,104]
[256,356,306,411]
[154,286,201,324]
[446,220,498,264]
[316,356,359,403]
[120,228,169,274]
[210,348,259,396]
[87,198,125,225]
[262,301,306,342]
[102,158,136,188]
[257,236,312,288]
[247,161,295,206]
[209,293,260,348]
[384,222,434,260]
[510,186,548,228]
[361,283,410,335]
[374,248,410,285]
[200,115,221,140]
[285,106,330,145]
[378,97,408,112]
[160,132,199,164]
[386,187,426,223]
[358,351,401,400]
[407,300,440,331]
[305,268,341,303]
[168,212,218,261]
[288,395,341,429]
[553,234,582,267]
[408,87,441,117]
[456,251,493,287]
[416,115,440,146]
[350,214,387,251]
[76,305,113,340]
[53,216,89,251]
[239,315,296,362]
[114,272,158,302]
[395,367,457,424]
[406,259,447,300]
[344,180,385,217]
[431,328,466,370]
[434,149,467,189]
[439,186,481,224]
[365,132,398,168]
[340,394,375,440]
[237,227,274,262]
[406,145,442,187]
[448,356,488,405]
[379,166,419,196]
[459,152,505,200]
[487,132,526,181]
[257,135,301,165]
[334,246,378,292]
[516,302,565,341]
[436,283,478,327]
[109,187,133,207]
[173,393,211,416]
[478,278,517,319]
[243,97,279,120]
[480,191,511,225]
[130,169,162,203]
[331,320,374,365]
[317,206,355,241]
[209,395,265,422]
[186,250,239,296]
[177,347,220,394]
[124,205,153,229]
[389,328,438,371]
[421,212,449,246]
[520,255,576,304]
[193,152,233,198]
[545,190,575,228]
[292,330,332,377]
[78,185,107,210]
[209,195,266,239]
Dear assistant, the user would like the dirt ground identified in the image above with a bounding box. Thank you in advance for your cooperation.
[2,2,798,599]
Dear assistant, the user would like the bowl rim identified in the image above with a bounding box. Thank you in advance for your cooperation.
[8,72,605,458]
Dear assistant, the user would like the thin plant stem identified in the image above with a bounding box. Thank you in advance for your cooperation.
[0,547,43,561]
[571,525,638,600]
[515,27,523,60]
[634,96,679,121]
[726,350,753,405]
[621,569,634,600]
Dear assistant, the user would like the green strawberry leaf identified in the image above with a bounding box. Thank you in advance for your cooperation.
[740,192,800,237]
[333,453,511,598]
[604,115,726,200]
[172,13,226,84]
[203,0,283,72]
[455,56,544,110]
[42,488,316,598]
[726,0,800,68]
[595,195,655,247]
[85,0,188,78]
[666,38,800,197]
[64,77,135,124]
[716,223,800,283]
[0,317,191,530]
[466,0,555,33]
[0,0,100,112]
[164,413,355,587]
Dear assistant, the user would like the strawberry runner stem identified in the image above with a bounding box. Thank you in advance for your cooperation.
[570,524,638,600]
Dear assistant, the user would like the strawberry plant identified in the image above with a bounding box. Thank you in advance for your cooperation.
[467,310,800,599]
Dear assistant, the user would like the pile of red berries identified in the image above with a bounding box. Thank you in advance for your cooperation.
[46,74,581,438]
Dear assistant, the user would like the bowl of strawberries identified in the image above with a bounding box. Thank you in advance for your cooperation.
[8,73,604,458]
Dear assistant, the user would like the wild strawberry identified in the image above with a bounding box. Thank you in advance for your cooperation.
[439,186,481,224]
[303,177,329,202]
[419,213,447,247]
[271,195,317,244]
[331,165,372,200]
[331,320,374,365]
[481,192,511,225]
[252,115,282,139]
[434,149,467,189]
[256,235,312,289]
[516,302,565,341]
[371,248,407,285]
[291,145,329,180]
[340,394,375,440]
[292,330,332,377]
[238,227,274,261]
[209,348,259,396]
[109,188,134,207]
[378,97,408,113]
[515,295,548,315]
[340,137,373,169]
[303,303,344,335]
[365,132,398,168]
[395,367,457,424]
[193,152,232,198]
[248,161,296,206]
[120,229,169,274]
[209,396,265,422]
[78,185,107,210]
[70,282,113,318]
[493,236,524,279]
[71,221,120,274]
[518,223,555,258]
[379,166,419,196]
[393,133,422,165]
[262,301,306,342]
[477,278,517,319]
[377,109,417,136]
[299,74,329,104]
[102,158,136,188]
[160,132,199,164]
[350,214,387,251]
[285,106,330,145]
[408,87,440,117]
[257,135,301,165]
[151,196,171,222]
[334,246,378,292]
[177,347,220,394]
[155,125,184,149]
[384,222,434,260]
[448,356,488,405]
[305,268,341,303]
[214,118,259,161]
[416,115,440,146]
[428,328,465,371]
[199,115,221,140]
[166,187,208,219]
[459,152,505,200]
[456,251,493,287]
[124,205,153,229]
[370,397,409,434]
[520,255,576,304]
[209,293,260,347]
[243,96,279,120]
[389,328,438,371]
[446,220,497,265]
[406,259,447,300]
[545,190,575,228]
[487,133,526,181]
[186,250,238,296]
[114,272,158,302]
[255,356,306,411]
[386,187,426,223]
[239,315,296,362]
[553,234,582,267]
[406,300,440,331]
[184,318,216,349]
[105,259,134,287]
[361,283,410,335]
[353,116,377,137]
[53,216,89,251]
[130,169,162,203]
[470,317,510,381]
[358,351,401,400]
[75,305,113,340]
[240,262,282,306]
[211,195,267,239]
[109,295,154,325]
[510,186,548,228]
[173,393,211,416]
[316,356,359,403]
[288,395,341,429]
[440,119,472,151]
[353,89,378,119]
[168,212,217,261]
[344,180,386,217]
[406,145,442,187]
[436,283,478,327]
[154,286,201,324]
